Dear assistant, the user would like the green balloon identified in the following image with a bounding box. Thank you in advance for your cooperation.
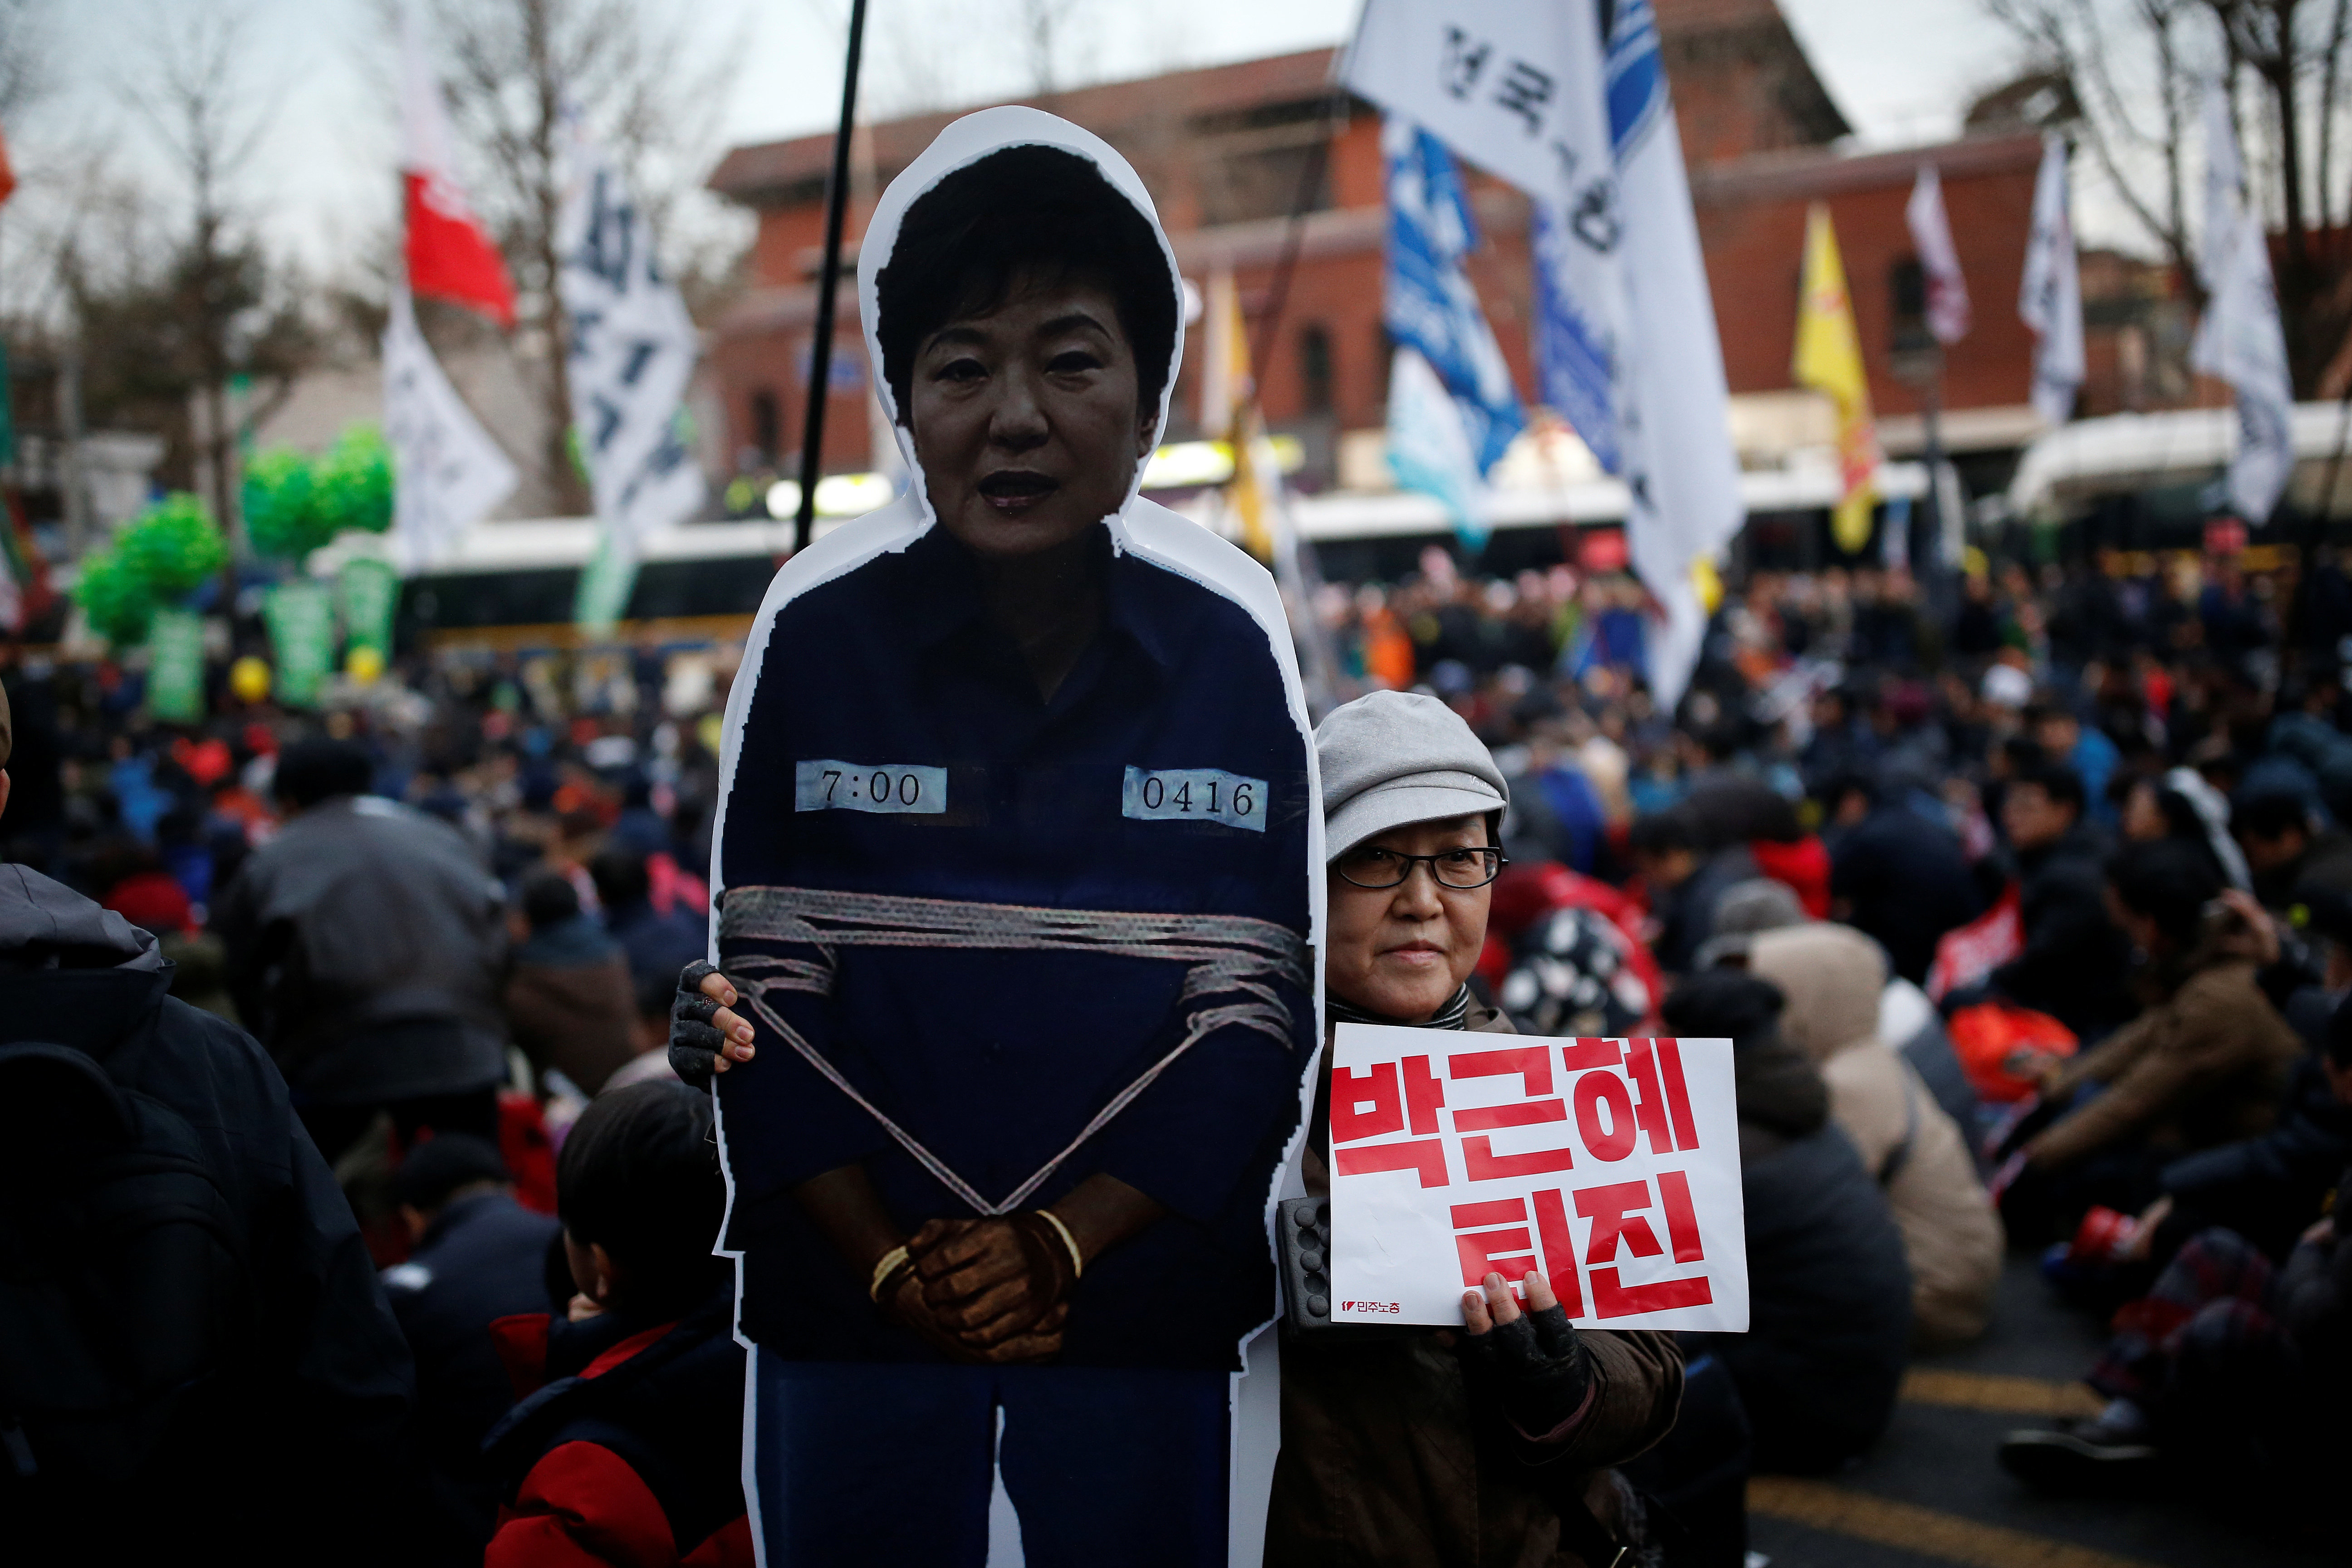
[117,492,228,598]
[315,423,393,536]
[72,547,156,647]
[245,448,324,560]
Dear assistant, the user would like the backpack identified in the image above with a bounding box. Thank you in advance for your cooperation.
[0,1039,255,1511]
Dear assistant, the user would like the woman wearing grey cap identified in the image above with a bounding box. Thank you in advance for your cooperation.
[1266,691,1684,1566]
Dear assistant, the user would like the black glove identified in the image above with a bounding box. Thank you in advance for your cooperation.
[1458,1298,1592,1438]
[668,960,730,1088]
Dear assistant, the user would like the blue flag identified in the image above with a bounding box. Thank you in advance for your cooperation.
[1383,116,1523,475]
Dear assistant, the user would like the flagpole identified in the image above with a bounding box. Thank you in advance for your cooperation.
[794,0,871,556]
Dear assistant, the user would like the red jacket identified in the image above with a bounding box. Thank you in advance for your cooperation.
[482,1298,750,1568]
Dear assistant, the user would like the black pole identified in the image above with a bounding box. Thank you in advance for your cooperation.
[795,0,870,556]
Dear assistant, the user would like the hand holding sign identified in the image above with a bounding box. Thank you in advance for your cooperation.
[1458,1269,1593,1437]
[1328,1024,1748,1330]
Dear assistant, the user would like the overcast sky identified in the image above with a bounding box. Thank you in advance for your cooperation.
[17,0,2050,289]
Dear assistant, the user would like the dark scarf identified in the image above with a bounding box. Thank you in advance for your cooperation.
[1327,982,1474,1032]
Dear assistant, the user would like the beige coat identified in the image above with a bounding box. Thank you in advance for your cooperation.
[1750,924,2003,1344]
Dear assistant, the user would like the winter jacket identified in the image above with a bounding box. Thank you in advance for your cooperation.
[215,795,509,1106]
[2158,1050,2352,1259]
[384,1191,564,1544]
[1677,1005,1912,1473]
[1268,1002,1684,1567]
[505,914,642,1095]
[1651,845,1759,975]
[1988,823,2135,1037]
[0,862,420,1564]
[1751,925,2002,1344]
[1828,803,1980,985]
[2029,936,2303,1171]
[482,1293,750,1568]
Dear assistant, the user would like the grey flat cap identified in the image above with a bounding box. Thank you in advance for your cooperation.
[1315,691,1508,861]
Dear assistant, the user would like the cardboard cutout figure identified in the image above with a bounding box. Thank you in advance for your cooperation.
[708,109,1321,1564]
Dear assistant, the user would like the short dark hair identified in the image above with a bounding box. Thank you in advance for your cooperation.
[2233,790,2312,844]
[274,739,371,810]
[2011,762,2086,817]
[589,847,652,913]
[518,868,582,931]
[390,1132,509,1213]
[875,144,1176,426]
[557,1081,725,1317]
[1660,970,1787,1047]
[1628,809,1701,858]
[2107,838,2223,949]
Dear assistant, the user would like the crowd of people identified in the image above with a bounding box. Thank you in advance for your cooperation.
[4,528,2352,1562]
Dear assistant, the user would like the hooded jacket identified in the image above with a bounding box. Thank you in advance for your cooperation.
[1987,820,2134,1036]
[214,795,509,1108]
[1661,971,1912,1473]
[1749,924,2002,1344]
[0,863,420,1563]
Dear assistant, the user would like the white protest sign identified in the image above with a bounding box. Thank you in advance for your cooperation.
[1328,1026,1747,1330]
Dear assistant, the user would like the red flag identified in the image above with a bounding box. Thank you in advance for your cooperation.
[401,6,515,327]
[0,126,17,208]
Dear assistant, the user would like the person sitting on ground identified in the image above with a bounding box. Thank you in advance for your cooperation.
[2109,989,2352,1272]
[504,869,641,1097]
[2234,787,2352,914]
[1822,769,1981,986]
[0,688,422,1565]
[213,736,511,1163]
[1748,922,2003,1344]
[1997,1196,2352,1502]
[1629,804,1757,975]
[1980,761,2135,1038]
[482,1081,747,1568]
[1998,840,2303,1246]
[1662,969,1913,1475]
[588,847,709,1002]
[380,1132,564,1552]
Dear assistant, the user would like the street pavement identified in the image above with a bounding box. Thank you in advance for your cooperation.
[1740,1253,2334,1568]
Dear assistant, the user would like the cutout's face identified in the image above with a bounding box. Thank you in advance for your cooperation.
[906,271,1156,559]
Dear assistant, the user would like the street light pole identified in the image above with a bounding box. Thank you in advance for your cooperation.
[794,0,871,556]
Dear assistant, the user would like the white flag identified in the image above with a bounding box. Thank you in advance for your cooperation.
[383,287,519,574]
[1344,0,1741,707]
[1608,0,1744,709]
[1906,165,1970,344]
[2019,134,2083,426]
[2192,89,2297,523]
[558,127,706,558]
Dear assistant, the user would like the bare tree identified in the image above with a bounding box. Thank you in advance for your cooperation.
[0,0,53,121]
[1982,0,2352,394]
[1018,0,1088,94]
[425,0,740,513]
[122,3,308,540]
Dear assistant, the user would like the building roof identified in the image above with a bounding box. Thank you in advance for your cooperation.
[708,47,1339,206]
[1687,130,2043,206]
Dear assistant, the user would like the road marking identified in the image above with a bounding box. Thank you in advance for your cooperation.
[1749,1477,2161,1568]
[1900,1368,2104,1418]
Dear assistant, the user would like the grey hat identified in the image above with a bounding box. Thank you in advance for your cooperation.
[1315,691,1508,861]
[1691,877,1810,969]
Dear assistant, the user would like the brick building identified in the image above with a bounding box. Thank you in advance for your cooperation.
[702,0,2142,550]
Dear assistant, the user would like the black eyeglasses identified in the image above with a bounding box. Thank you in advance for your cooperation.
[1334,845,1508,890]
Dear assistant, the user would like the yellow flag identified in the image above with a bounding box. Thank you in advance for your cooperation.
[1792,203,1881,554]
[1206,269,1274,563]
